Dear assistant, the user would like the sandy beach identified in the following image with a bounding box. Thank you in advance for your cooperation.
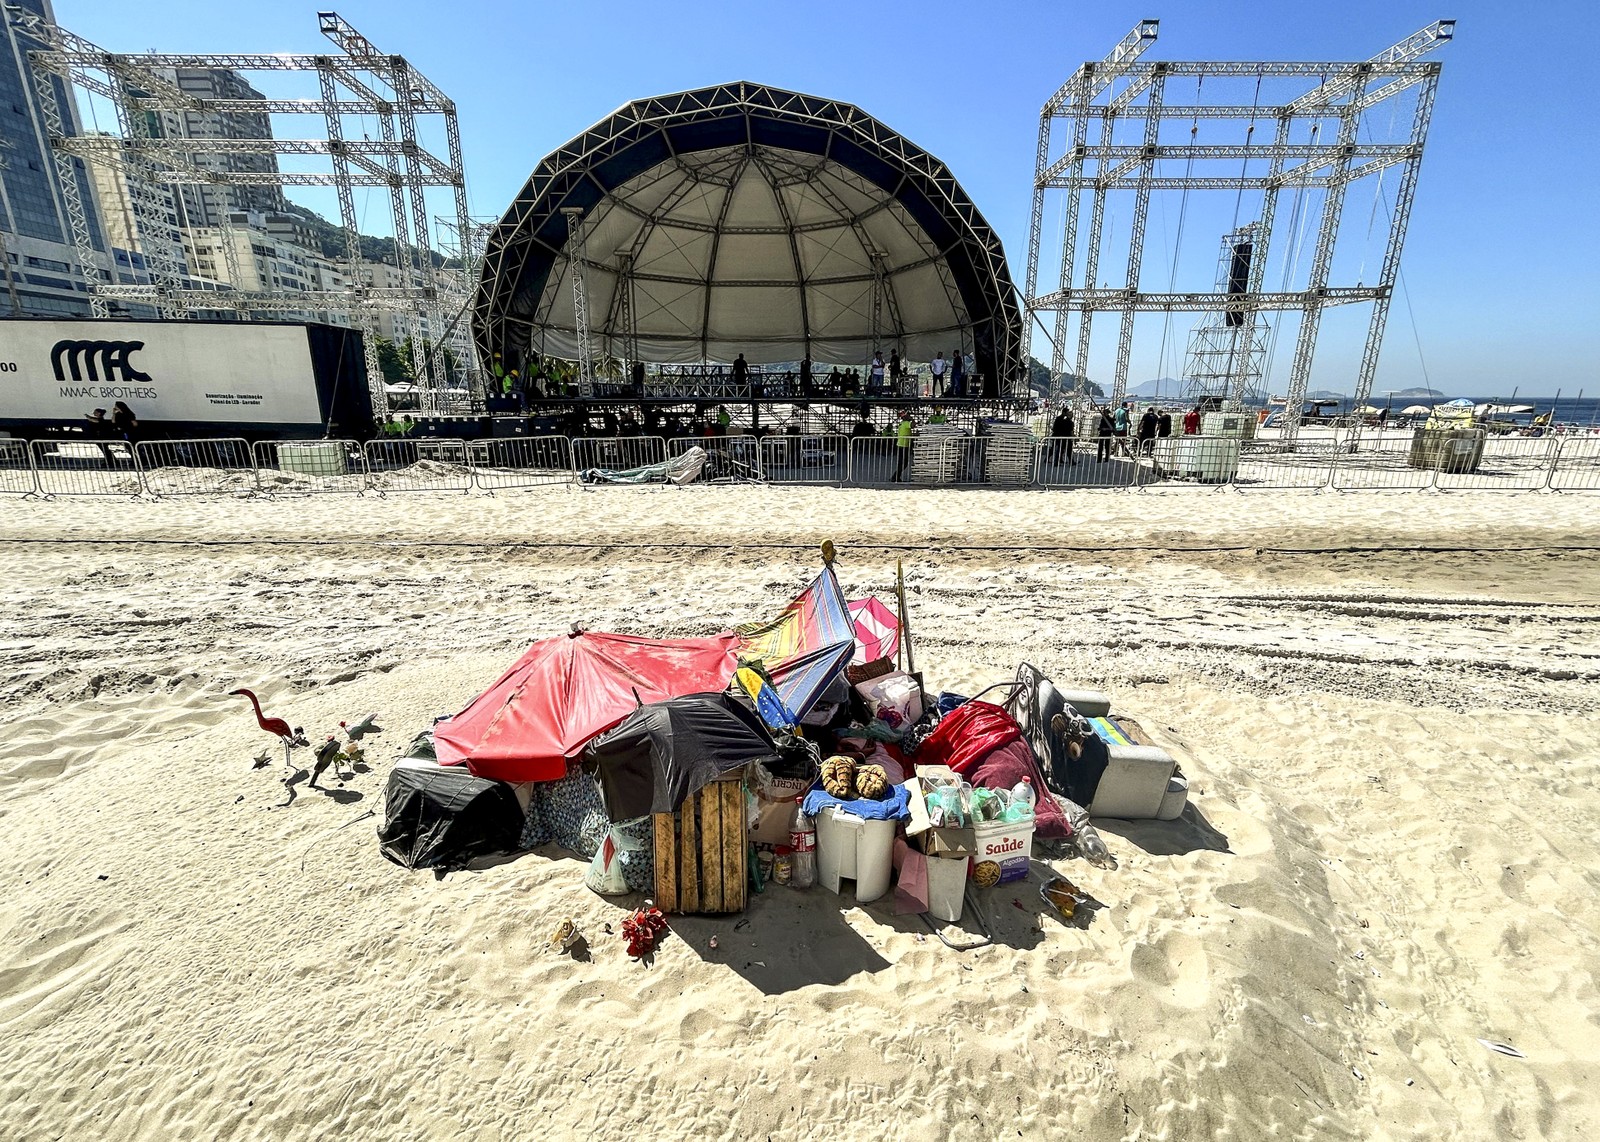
[0,484,1596,1140]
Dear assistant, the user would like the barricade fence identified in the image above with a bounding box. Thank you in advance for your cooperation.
[574,435,667,478]
[4,431,1600,496]
[0,438,38,496]
[30,437,142,497]
[365,438,475,494]
[472,436,576,491]
[760,433,849,484]
[135,438,256,496]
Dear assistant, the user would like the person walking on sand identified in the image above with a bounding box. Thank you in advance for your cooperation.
[1096,405,1114,463]
[1137,406,1158,455]
[892,409,914,482]
[1051,405,1076,465]
[1113,400,1131,455]
[1183,405,1201,435]
[111,400,139,443]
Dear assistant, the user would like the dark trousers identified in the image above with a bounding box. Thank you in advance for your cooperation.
[892,446,910,481]
[1096,437,1112,462]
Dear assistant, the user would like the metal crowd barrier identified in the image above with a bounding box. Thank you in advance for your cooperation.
[573,435,667,477]
[0,438,38,496]
[668,435,764,480]
[3,430,1599,498]
[1034,436,1137,489]
[848,437,907,485]
[1548,436,1600,492]
[30,438,142,497]
[1329,435,1436,492]
[135,438,256,496]
[760,434,849,485]
[471,436,576,491]
[1433,437,1558,493]
[1233,441,1335,490]
[364,438,474,494]
[252,439,367,495]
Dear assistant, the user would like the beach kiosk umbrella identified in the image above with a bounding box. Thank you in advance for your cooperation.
[434,631,742,783]
[847,597,901,664]
[583,692,780,821]
[1400,405,1433,415]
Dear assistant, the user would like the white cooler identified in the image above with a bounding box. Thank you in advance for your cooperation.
[815,807,896,903]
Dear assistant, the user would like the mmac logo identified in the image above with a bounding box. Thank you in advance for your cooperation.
[50,340,153,384]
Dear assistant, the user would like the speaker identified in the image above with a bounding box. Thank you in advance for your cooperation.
[1225,241,1253,328]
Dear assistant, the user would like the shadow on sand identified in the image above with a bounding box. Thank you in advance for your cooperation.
[1093,802,1231,857]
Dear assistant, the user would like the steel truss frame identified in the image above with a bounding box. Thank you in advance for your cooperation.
[1024,19,1451,446]
[475,82,1025,395]
[6,6,476,418]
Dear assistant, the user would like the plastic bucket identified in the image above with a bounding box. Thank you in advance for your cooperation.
[815,807,896,902]
[925,854,968,922]
[970,819,1034,886]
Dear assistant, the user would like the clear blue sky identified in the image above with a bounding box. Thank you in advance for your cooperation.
[61,0,1599,397]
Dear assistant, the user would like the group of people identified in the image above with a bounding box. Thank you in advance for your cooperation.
[1048,401,1206,464]
[84,402,140,444]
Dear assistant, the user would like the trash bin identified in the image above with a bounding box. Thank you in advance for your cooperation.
[815,807,896,902]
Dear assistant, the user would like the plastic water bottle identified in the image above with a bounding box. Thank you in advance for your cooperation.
[788,798,816,888]
[1007,777,1036,822]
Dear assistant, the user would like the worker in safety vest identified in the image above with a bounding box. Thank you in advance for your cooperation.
[891,409,914,482]
[928,405,948,425]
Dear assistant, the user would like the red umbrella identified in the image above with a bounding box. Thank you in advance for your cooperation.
[434,630,742,783]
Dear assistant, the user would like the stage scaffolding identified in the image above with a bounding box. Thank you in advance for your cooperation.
[6,7,477,417]
[1023,19,1452,446]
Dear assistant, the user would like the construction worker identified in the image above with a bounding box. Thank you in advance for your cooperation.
[928,404,948,425]
[891,409,914,482]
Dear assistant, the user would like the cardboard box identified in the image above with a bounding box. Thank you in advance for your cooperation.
[919,825,976,859]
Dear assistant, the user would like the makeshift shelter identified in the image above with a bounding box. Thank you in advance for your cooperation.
[583,692,781,821]
[378,765,526,872]
[735,566,856,721]
[434,630,742,782]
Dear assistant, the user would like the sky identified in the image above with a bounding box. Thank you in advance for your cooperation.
[59,0,1600,398]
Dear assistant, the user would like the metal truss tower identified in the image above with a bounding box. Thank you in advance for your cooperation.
[560,207,595,398]
[1024,19,1452,445]
[7,6,478,418]
[1180,225,1272,408]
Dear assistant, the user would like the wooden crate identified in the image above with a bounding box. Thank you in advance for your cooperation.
[653,777,747,914]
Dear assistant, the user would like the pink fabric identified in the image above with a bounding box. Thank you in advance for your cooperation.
[893,837,929,914]
[847,597,900,664]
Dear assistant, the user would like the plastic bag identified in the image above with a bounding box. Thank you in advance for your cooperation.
[584,828,629,895]
[855,671,923,730]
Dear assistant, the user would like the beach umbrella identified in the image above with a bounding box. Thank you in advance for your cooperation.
[735,566,856,720]
[582,692,780,820]
[1358,405,1383,415]
[434,630,742,782]
[1401,405,1432,415]
[847,597,900,664]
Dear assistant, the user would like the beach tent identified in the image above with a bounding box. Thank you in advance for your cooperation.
[434,630,742,782]
[735,567,856,721]
[377,765,526,872]
[847,597,900,664]
[583,692,780,821]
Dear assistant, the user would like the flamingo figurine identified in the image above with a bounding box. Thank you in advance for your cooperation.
[229,688,309,771]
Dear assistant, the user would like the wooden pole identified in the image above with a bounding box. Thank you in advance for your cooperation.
[896,558,915,675]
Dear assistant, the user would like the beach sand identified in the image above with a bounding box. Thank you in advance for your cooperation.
[0,484,1596,1140]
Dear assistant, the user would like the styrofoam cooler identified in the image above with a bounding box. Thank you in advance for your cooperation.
[815,807,896,902]
[925,854,968,922]
[970,818,1035,885]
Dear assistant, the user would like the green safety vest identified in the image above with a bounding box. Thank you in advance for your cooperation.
[897,420,913,447]
[929,413,947,424]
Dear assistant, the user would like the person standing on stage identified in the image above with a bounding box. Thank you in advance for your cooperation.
[930,352,946,396]
[949,349,965,398]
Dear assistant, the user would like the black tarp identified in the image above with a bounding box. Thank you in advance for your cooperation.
[1004,662,1109,807]
[582,692,779,821]
[377,765,525,872]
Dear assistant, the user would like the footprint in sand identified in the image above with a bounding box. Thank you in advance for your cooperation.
[1129,932,1210,1008]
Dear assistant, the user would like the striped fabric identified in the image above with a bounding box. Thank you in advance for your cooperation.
[735,567,857,721]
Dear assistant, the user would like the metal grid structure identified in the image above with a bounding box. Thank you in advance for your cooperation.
[6,6,477,417]
[475,82,1026,395]
[1024,19,1452,445]
[1180,225,1272,408]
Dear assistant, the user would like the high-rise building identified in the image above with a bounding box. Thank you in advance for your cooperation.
[148,67,291,230]
[0,0,109,316]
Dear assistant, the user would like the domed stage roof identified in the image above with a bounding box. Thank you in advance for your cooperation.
[473,82,1024,393]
